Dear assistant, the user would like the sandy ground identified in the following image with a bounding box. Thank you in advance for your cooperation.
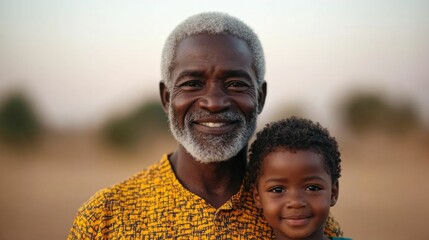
[0,131,428,240]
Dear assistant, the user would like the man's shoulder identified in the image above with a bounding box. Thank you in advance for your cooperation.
[68,154,172,239]
[78,154,171,212]
[114,154,171,190]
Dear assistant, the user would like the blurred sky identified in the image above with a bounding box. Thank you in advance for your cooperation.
[0,0,428,129]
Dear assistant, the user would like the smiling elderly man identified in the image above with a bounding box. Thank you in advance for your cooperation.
[68,12,342,239]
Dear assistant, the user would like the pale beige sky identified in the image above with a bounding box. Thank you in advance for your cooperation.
[1,0,428,128]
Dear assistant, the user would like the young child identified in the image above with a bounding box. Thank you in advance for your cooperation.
[249,117,351,240]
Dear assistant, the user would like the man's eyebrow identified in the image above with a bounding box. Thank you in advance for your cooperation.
[176,70,205,81]
[220,70,252,80]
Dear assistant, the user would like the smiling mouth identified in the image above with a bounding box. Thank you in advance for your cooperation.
[199,122,228,128]
[192,120,238,135]
[282,215,312,227]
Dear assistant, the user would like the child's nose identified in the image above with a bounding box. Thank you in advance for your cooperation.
[285,190,306,208]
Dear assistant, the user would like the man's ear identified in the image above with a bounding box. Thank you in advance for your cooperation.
[330,180,339,207]
[252,185,263,209]
[159,81,170,113]
[257,81,267,114]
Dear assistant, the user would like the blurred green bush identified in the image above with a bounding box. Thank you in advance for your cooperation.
[102,100,169,147]
[340,92,420,134]
[0,93,42,144]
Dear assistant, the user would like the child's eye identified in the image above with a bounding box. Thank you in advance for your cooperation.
[305,185,322,191]
[269,187,285,193]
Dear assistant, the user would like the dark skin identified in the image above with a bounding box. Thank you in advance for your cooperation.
[160,34,266,208]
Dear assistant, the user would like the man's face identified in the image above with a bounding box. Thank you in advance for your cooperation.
[165,34,264,163]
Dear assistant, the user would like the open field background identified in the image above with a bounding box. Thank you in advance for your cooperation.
[0,131,428,240]
[1,2,428,239]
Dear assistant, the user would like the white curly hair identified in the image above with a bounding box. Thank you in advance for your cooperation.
[161,12,265,89]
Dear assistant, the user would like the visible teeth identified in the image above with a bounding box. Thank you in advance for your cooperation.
[200,122,226,128]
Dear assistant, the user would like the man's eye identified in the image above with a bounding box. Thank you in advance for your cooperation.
[226,81,250,90]
[269,187,285,193]
[180,81,202,88]
[305,185,322,191]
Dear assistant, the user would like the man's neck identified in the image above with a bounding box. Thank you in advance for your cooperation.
[169,145,248,209]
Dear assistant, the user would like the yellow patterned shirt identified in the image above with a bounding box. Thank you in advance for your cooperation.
[68,154,342,239]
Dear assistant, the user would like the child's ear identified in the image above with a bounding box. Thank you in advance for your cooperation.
[252,185,263,209]
[330,180,339,207]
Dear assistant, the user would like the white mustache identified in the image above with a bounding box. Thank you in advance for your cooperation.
[187,111,244,122]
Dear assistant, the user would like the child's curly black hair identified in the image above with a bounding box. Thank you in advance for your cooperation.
[248,116,341,184]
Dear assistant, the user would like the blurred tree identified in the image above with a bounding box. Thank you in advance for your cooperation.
[391,101,420,131]
[102,100,169,147]
[0,93,42,144]
[340,92,420,134]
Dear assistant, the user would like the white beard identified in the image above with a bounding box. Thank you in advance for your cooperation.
[168,105,257,163]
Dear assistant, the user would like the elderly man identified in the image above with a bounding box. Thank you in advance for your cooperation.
[68,12,342,239]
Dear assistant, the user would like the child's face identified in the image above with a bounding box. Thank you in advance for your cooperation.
[253,149,338,240]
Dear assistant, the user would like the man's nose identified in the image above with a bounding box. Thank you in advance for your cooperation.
[198,85,231,112]
[285,190,306,209]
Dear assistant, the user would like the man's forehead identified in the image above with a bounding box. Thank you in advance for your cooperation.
[176,34,250,56]
[174,34,253,68]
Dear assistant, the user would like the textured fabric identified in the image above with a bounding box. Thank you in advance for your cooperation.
[68,154,342,239]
